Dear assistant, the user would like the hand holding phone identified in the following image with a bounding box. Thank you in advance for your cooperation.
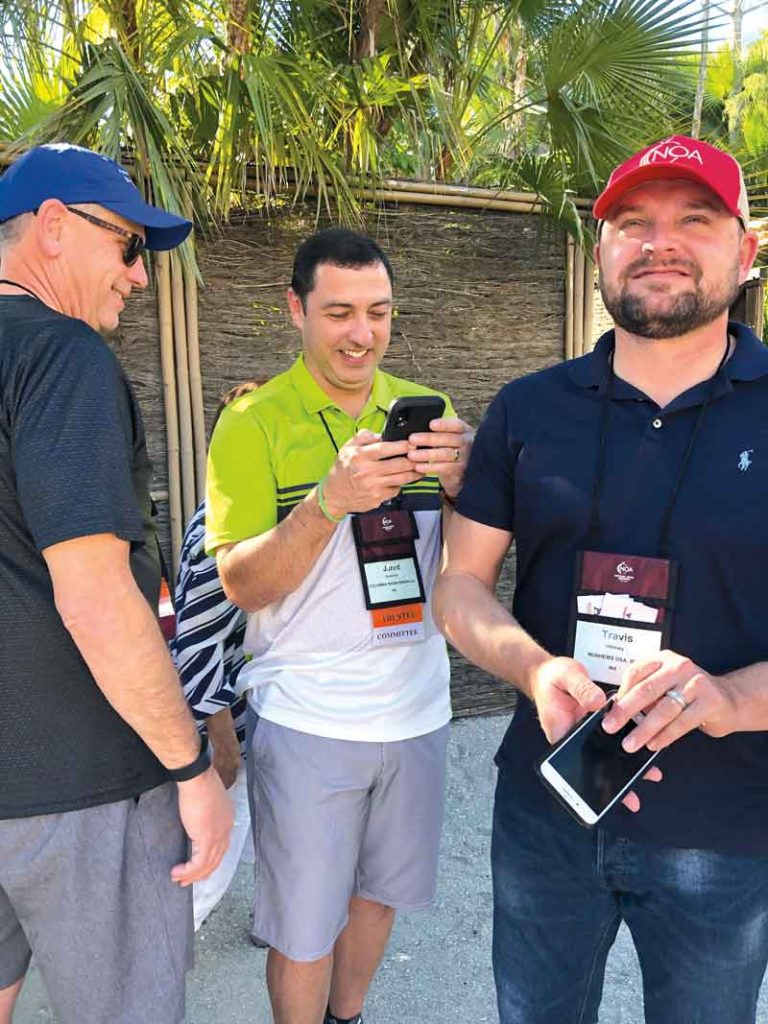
[528,655,607,745]
[384,397,474,500]
[320,429,422,517]
[536,696,662,827]
[381,396,446,445]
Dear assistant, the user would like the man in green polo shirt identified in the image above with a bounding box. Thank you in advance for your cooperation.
[206,228,472,1024]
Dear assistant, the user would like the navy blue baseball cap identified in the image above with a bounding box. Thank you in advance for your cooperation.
[0,143,192,250]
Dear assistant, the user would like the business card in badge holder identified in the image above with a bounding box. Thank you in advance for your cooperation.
[569,550,678,687]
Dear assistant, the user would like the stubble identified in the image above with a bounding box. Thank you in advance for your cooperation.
[599,256,741,339]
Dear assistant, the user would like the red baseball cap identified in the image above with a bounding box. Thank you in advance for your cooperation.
[593,135,749,225]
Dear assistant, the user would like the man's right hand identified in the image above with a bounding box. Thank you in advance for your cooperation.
[321,429,423,517]
[526,655,607,743]
[528,655,662,812]
[171,768,234,886]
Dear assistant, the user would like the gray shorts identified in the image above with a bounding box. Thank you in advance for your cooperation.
[0,783,192,1024]
[247,715,449,961]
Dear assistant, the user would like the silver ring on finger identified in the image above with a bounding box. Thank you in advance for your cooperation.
[453,447,460,462]
[664,687,689,711]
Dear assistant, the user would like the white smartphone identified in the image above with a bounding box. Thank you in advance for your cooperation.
[536,698,660,827]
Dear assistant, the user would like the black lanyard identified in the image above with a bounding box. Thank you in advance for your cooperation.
[587,338,730,558]
[0,279,40,299]
[318,410,340,455]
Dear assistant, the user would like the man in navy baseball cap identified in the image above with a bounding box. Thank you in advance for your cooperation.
[0,143,194,334]
[0,144,232,1024]
[0,142,192,249]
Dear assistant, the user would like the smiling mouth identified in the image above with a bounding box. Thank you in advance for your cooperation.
[633,268,689,279]
[340,349,369,360]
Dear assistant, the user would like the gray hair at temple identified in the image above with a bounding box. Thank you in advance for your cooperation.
[0,213,31,255]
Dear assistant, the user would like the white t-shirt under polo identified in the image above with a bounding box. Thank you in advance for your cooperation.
[237,511,450,742]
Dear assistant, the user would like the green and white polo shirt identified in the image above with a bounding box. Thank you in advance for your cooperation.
[205,355,454,742]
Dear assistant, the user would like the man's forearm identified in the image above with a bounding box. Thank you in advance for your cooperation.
[205,708,240,789]
[218,487,337,612]
[62,581,201,770]
[433,570,549,699]
[206,707,238,747]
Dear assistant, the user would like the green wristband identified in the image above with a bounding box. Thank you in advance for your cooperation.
[316,478,345,524]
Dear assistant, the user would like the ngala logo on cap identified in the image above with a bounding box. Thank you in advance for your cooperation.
[638,138,704,168]
[593,134,749,225]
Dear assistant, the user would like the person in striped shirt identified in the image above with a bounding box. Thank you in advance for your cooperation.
[171,381,265,936]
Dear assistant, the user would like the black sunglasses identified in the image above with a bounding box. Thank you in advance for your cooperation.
[66,206,146,266]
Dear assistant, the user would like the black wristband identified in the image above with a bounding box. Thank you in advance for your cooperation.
[167,734,211,783]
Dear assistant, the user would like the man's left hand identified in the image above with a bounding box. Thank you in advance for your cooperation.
[602,650,737,753]
[407,417,474,497]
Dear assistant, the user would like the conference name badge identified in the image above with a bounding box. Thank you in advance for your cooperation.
[351,508,426,646]
[568,550,678,686]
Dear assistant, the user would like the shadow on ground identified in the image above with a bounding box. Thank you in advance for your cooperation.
[14,716,768,1023]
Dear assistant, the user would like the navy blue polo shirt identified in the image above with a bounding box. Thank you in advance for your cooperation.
[457,322,768,854]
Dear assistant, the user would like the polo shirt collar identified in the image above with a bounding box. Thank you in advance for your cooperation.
[725,321,768,382]
[288,354,393,417]
[568,321,768,400]
[368,368,395,414]
[567,333,614,391]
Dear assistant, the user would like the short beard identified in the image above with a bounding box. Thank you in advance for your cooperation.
[599,259,740,340]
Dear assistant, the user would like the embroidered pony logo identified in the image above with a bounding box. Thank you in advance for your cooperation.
[738,450,754,472]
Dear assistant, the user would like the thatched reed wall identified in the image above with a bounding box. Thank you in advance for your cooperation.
[114,200,568,717]
[194,203,565,430]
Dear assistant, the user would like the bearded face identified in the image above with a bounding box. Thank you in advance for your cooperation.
[596,180,750,342]
[598,250,742,340]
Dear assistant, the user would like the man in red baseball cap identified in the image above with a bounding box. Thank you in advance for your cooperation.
[435,137,767,1024]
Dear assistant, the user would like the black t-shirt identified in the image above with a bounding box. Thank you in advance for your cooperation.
[0,296,168,817]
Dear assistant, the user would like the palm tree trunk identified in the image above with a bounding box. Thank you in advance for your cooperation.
[507,27,528,158]
[691,0,710,138]
[436,145,454,181]
[111,0,138,61]
[728,0,744,147]
[354,0,388,62]
[228,0,252,55]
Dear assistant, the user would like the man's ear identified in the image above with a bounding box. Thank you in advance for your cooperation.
[34,199,68,259]
[286,287,305,331]
[737,229,760,284]
[593,219,605,270]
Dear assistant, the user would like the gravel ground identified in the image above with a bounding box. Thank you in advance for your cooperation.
[13,714,768,1023]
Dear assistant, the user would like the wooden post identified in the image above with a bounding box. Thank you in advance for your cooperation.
[184,258,207,503]
[583,252,595,353]
[565,235,575,360]
[573,244,585,357]
[170,251,197,524]
[157,251,183,577]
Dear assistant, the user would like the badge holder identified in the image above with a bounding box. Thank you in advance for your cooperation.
[568,550,678,688]
[351,508,427,646]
